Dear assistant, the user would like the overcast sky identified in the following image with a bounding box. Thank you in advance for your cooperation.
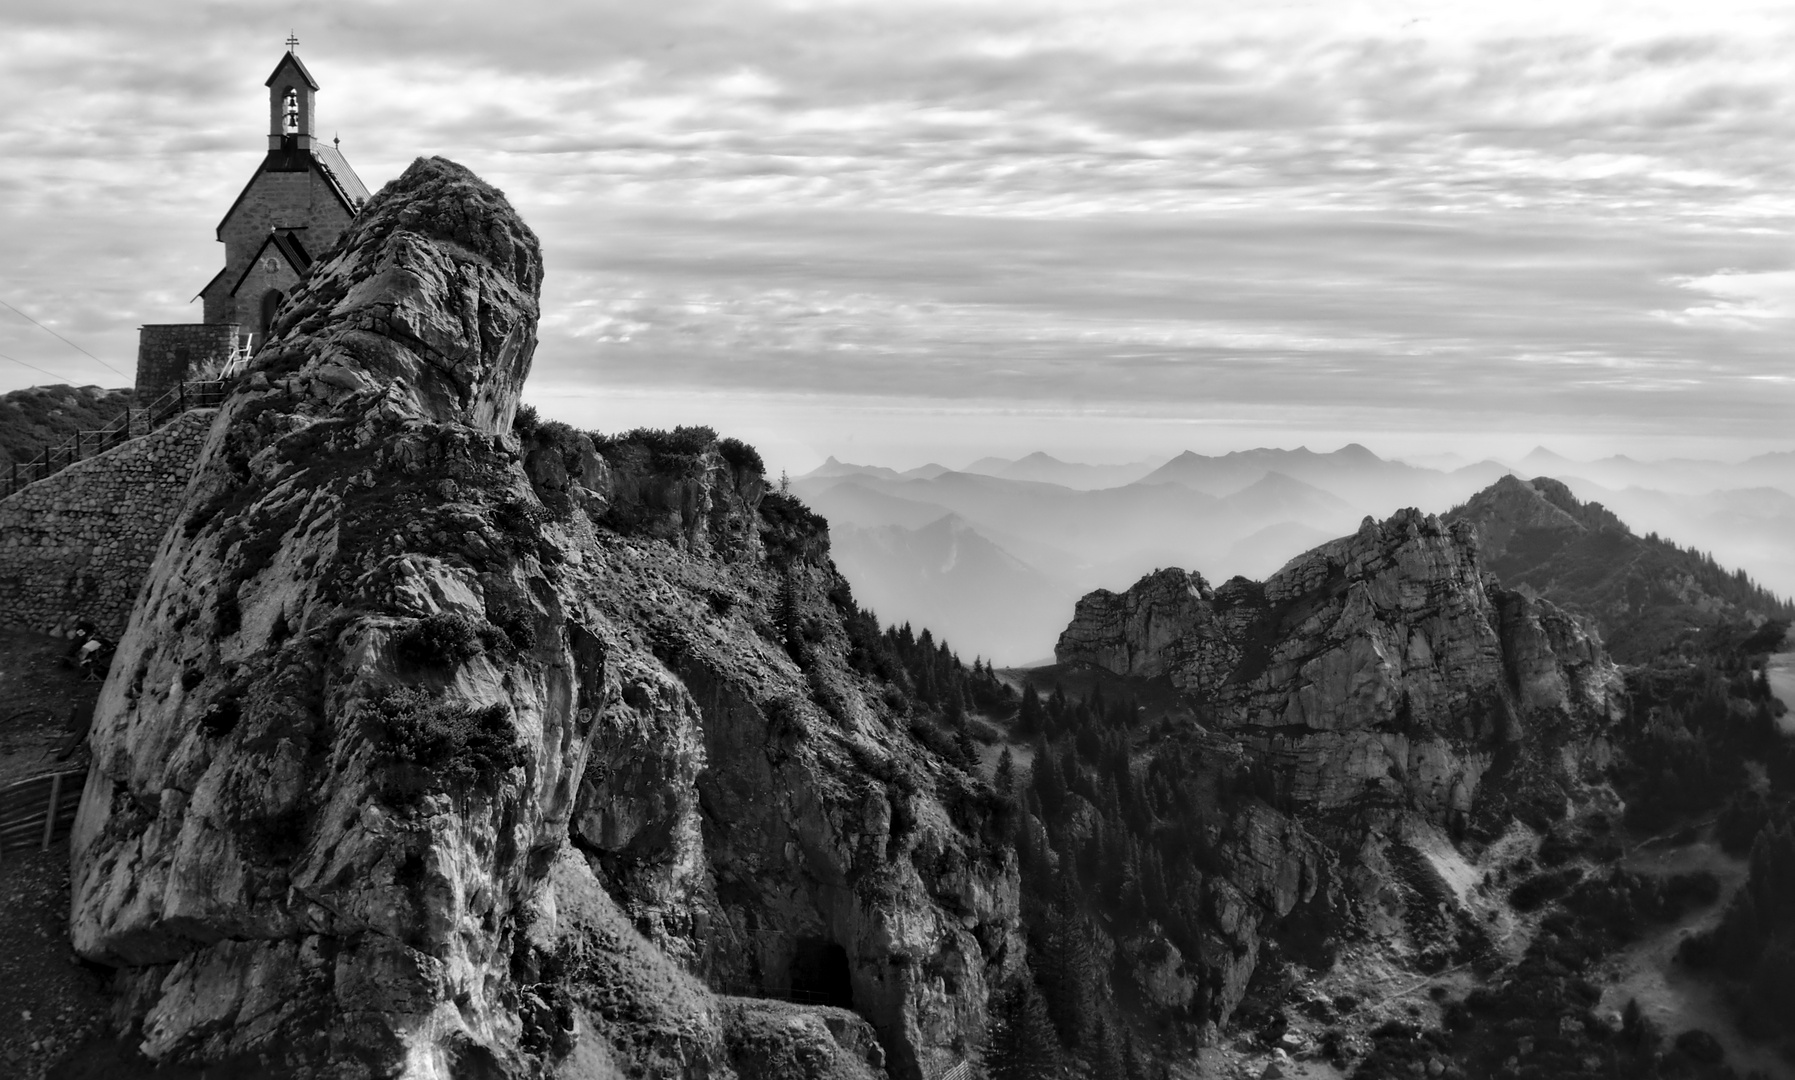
[2,0,1792,470]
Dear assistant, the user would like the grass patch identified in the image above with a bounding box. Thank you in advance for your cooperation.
[393,612,485,669]
[367,687,524,801]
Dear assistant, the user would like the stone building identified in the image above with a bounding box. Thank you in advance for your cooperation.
[134,43,371,400]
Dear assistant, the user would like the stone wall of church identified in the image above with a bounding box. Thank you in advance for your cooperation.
[230,259,303,341]
[135,324,239,401]
[0,409,215,638]
[204,167,353,325]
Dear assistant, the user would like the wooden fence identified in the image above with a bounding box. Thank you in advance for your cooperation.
[0,769,85,855]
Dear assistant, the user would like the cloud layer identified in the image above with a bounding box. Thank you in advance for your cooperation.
[2,0,1793,463]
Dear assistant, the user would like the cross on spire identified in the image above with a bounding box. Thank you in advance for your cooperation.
[285,31,299,53]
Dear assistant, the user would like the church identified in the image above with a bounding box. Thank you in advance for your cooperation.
[135,42,371,400]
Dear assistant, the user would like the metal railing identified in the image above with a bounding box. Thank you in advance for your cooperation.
[221,334,255,378]
[2,377,232,500]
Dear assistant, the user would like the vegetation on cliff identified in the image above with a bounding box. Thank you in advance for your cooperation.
[1680,817,1795,1053]
[1448,475,1794,662]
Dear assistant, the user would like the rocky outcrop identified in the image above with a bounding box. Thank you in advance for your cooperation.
[1059,509,1620,825]
[1053,508,1624,1025]
[70,158,1016,1080]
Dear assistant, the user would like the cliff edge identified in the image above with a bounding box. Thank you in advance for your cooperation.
[70,158,1016,1080]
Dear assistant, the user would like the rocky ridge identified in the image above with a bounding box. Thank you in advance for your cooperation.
[1052,507,1624,1025]
[69,158,1016,1080]
[1445,474,1794,661]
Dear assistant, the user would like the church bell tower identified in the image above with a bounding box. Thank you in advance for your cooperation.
[134,38,373,402]
[267,38,318,152]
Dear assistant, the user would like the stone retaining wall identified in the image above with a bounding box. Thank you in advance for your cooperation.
[0,409,215,637]
[136,324,239,402]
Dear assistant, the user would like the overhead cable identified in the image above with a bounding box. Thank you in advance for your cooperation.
[0,350,72,382]
[0,298,130,380]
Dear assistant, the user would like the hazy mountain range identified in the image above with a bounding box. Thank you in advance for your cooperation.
[799,445,1795,664]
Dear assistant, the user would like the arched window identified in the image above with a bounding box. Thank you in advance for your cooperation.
[260,289,285,338]
[283,88,299,134]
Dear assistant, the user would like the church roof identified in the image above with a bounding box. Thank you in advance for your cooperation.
[311,142,371,208]
[264,51,319,91]
[193,265,228,304]
[214,144,370,240]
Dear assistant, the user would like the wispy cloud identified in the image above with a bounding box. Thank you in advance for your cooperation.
[1,0,1793,458]
[1664,269,1795,327]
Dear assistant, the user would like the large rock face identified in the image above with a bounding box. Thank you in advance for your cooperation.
[1053,508,1624,1022]
[1058,510,1620,825]
[71,158,1016,1080]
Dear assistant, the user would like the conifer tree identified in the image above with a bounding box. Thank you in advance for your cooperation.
[1091,1016,1124,1080]
[1123,1033,1151,1080]
[1017,685,1045,737]
[777,568,802,662]
[955,722,981,772]
[1043,880,1099,1049]
[1031,736,1066,817]
[986,977,1063,1080]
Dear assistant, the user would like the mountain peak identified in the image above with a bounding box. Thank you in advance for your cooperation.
[1451,475,1587,539]
[1446,473,1792,660]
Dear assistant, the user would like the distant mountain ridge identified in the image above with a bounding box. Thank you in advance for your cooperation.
[830,512,1075,661]
[963,450,1163,490]
[795,445,1492,661]
[1446,475,1794,662]
[1514,445,1795,495]
[796,444,1795,664]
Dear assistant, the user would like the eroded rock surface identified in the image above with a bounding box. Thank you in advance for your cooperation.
[71,157,1015,1080]
[1053,508,1624,1025]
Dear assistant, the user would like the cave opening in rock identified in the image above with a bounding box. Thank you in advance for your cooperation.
[788,937,854,1008]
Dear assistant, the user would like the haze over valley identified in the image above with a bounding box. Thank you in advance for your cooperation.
[804,443,1795,664]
